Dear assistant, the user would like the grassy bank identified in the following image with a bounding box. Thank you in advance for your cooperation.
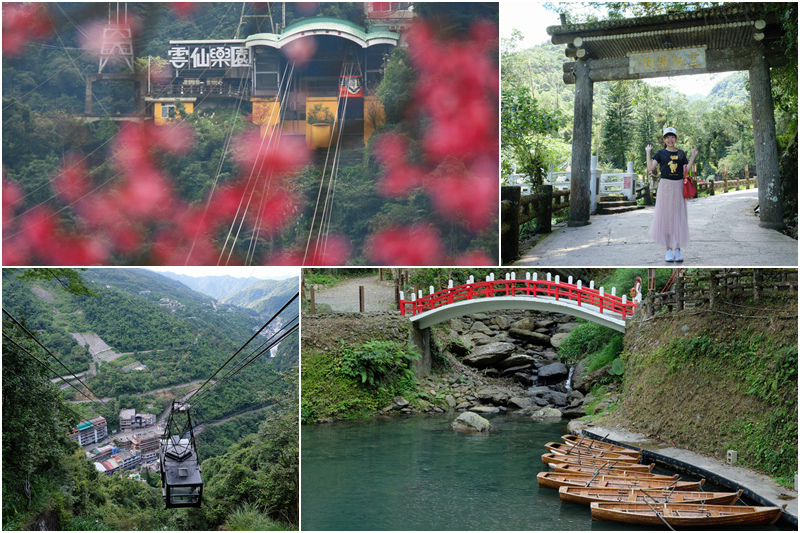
[606,291,797,486]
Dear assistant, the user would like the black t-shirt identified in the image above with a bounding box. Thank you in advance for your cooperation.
[653,148,688,180]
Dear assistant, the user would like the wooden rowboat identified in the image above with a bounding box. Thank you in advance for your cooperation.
[590,501,784,527]
[552,464,679,481]
[537,472,704,492]
[541,453,654,473]
[559,486,743,506]
[562,434,641,457]
[545,442,641,462]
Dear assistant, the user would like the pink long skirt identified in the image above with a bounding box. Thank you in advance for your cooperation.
[649,178,689,249]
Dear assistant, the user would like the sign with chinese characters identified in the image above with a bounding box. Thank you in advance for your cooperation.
[168,44,251,70]
[628,46,706,75]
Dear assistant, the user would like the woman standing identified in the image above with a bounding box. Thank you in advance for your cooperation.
[646,127,698,262]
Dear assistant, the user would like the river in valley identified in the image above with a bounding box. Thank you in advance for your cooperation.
[301,413,790,530]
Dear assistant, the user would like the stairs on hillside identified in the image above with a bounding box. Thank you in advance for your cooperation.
[596,195,645,215]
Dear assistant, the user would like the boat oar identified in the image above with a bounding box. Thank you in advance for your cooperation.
[642,500,675,531]
[584,469,602,487]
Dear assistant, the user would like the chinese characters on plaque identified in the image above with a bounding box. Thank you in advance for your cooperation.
[628,46,706,75]
[168,44,251,70]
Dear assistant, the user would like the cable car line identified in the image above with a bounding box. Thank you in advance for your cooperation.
[2,309,107,405]
[188,307,298,406]
[188,314,298,408]
[2,332,101,403]
[188,291,298,402]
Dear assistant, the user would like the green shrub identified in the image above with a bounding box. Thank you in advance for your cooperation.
[339,340,419,388]
[558,322,624,369]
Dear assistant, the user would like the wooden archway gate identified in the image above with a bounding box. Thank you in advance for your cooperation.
[547,4,786,230]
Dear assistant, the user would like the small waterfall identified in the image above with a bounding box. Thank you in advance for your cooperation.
[565,365,574,392]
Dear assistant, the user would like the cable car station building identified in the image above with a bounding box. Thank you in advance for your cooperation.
[146,15,403,148]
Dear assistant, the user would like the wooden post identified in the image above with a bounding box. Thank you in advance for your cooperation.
[539,185,553,234]
[745,165,750,189]
[723,164,728,192]
[309,287,316,314]
[753,269,762,302]
[379,268,383,281]
[359,286,365,313]
[501,186,521,263]
[709,270,717,309]
[749,45,783,229]
[568,59,593,227]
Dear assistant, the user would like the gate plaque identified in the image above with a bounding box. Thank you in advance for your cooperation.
[628,46,706,75]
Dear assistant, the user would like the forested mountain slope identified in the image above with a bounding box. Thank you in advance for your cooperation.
[3,268,300,530]
[155,272,262,300]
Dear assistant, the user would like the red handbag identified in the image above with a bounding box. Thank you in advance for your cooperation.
[683,169,696,199]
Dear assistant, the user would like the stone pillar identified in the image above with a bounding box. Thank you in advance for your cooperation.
[501,186,521,263]
[749,45,783,230]
[409,322,431,378]
[569,59,593,226]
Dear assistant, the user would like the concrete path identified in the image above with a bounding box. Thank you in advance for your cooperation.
[513,189,798,267]
[575,424,798,528]
[312,275,397,312]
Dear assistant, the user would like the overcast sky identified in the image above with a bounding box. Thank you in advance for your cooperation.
[146,266,299,280]
[500,2,731,97]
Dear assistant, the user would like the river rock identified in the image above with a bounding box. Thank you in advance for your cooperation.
[470,321,493,335]
[470,405,501,415]
[531,407,563,419]
[510,317,537,330]
[508,328,551,346]
[549,332,571,349]
[507,396,533,409]
[492,316,511,329]
[393,396,409,409]
[476,386,512,405]
[556,322,580,333]
[445,394,457,408]
[535,319,556,329]
[498,354,537,369]
[513,372,534,387]
[445,339,470,357]
[451,411,492,433]
[544,391,569,407]
[462,342,516,368]
[501,364,534,377]
[538,362,569,381]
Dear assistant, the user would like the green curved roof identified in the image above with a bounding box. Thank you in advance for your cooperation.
[245,17,398,47]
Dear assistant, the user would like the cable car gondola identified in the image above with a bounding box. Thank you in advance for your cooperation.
[159,400,203,508]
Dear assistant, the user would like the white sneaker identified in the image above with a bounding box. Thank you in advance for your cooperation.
[674,249,684,262]
[665,249,674,262]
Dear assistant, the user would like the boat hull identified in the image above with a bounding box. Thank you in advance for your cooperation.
[537,472,704,492]
[559,486,742,506]
[590,502,783,527]
[541,453,653,472]
[545,442,640,461]
[552,464,678,481]
[562,434,641,456]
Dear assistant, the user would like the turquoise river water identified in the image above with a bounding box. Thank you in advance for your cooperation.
[301,413,789,531]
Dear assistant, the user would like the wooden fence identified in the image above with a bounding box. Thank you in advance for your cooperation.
[639,269,797,317]
[501,185,569,263]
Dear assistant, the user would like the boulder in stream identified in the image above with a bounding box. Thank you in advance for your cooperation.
[451,411,493,433]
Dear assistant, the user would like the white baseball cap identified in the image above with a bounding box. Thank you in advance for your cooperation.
[663,127,677,137]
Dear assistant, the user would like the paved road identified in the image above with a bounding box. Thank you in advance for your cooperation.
[312,275,397,312]
[513,189,797,267]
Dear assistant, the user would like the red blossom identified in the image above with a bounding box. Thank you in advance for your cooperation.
[3,178,24,229]
[232,131,310,185]
[272,235,351,266]
[170,3,198,18]
[2,3,53,56]
[282,37,317,66]
[367,225,445,266]
[54,154,91,202]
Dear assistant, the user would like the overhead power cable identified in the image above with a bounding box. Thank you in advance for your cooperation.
[2,310,106,405]
[188,291,299,401]
[189,317,298,408]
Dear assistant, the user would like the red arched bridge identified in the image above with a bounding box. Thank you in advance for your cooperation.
[399,273,637,332]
